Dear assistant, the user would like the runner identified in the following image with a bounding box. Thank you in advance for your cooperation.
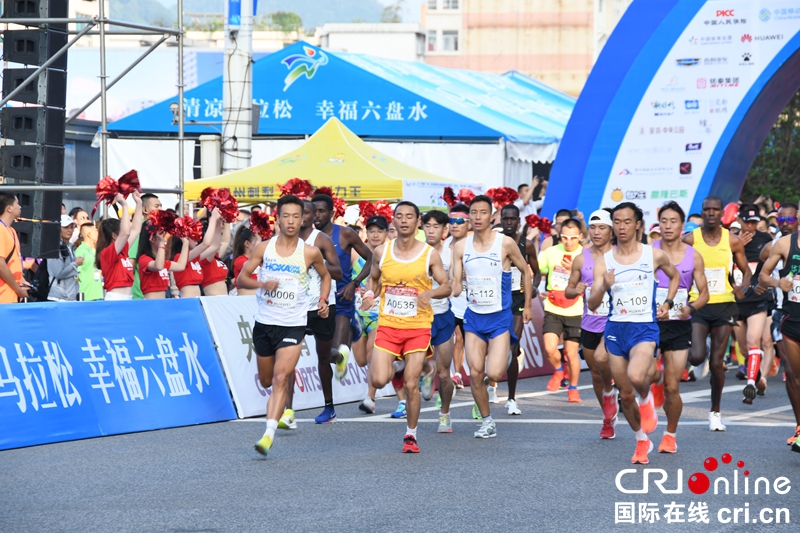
[566,209,617,438]
[731,203,775,404]
[540,209,573,251]
[312,193,373,423]
[683,196,750,431]
[353,215,388,414]
[759,217,800,452]
[451,195,533,438]
[360,201,450,452]
[652,201,710,453]
[758,202,800,445]
[278,200,343,429]
[421,209,457,432]
[237,195,332,457]
[448,203,471,390]
[538,217,584,401]
[499,203,541,415]
[588,202,680,464]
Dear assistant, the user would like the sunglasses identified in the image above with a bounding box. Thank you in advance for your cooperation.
[777,216,798,224]
[449,217,468,225]
[560,234,580,241]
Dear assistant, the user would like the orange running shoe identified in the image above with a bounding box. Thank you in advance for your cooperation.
[770,357,779,378]
[658,434,677,453]
[546,370,564,392]
[639,393,658,434]
[602,390,619,421]
[651,378,665,409]
[680,369,690,382]
[568,389,582,403]
[632,437,653,464]
[600,417,616,439]
[788,425,800,446]
[402,434,420,453]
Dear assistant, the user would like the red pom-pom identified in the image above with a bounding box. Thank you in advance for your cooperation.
[374,200,393,223]
[333,197,346,220]
[486,187,519,210]
[172,216,203,242]
[456,188,475,205]
[250,211,275,240]
[359,201,377,221]
[441,187,457,207]
[538,217,552,235]
[117,170,141,197]
[525,214,540,228]
[91,170,141,218]
[314,186,335,198]
[278,178,314,199]
[200,187,239,223]
[148,210,176,234]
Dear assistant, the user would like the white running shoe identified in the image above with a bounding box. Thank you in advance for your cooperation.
[506,399,521,415]
[701,359,710,378]
[358,397,376,414]
[488,386,499,404]
[709,411,726,432]
[474,418,497,438]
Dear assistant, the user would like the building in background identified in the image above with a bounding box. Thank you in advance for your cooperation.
[422,0,632,96]
[318,23,426,62]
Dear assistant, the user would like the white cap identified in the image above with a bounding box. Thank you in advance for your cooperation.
[588,209,612,227]
[730,221,741,230]
[60,214,76,227]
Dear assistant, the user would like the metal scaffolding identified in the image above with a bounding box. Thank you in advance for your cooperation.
[0,5,187,214]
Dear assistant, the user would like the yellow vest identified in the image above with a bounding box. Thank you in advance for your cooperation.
[690,227,735,304]
[378,240,435,329]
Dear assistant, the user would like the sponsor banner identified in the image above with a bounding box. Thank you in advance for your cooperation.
[0,300,236,451]
[200,296,392,418]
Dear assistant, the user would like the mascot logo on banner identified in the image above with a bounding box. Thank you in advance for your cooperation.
[282,46,329,91]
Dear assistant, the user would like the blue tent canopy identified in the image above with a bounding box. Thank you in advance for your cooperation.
[109,41,575,144]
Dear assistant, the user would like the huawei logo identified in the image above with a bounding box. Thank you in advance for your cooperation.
[741,33,753,42]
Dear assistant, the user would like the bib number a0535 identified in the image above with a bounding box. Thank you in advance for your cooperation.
[384,286,418,317]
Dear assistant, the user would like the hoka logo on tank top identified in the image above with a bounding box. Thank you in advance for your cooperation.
[263,262,301,274]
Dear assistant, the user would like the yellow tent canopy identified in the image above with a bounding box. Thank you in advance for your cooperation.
[184,118,482,206]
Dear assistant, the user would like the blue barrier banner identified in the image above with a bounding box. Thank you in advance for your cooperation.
[0,299,236,450]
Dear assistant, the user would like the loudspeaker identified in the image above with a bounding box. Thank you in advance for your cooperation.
[3,0,69,31]
[1,106,65,145]
[0,144,64,183]
[13,220,61,259]
[17,189,61,221]
[2,28,68,70]
[1,67,67,108]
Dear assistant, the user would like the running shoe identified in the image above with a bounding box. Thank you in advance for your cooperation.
[254,434,273,456]
[700,360,710,378]
[335,344,350,381]
[437,413,453,433]
[658,434,677,453]
[756,377,767,396]
[709,411,726,431]
[736,365,746,380]
[506,349,513,371]
[453,372,464,389]
[436,395,442,408]
[506,399,521,415]
[474,418,497,439]
[315,406,336,424]
[390,402,407,419]
[359,397,376,414]
[770,358,780,378]
[602,390,619,421]
[517,348,525,372]
[402,434,420,453]
[743,382,757,404]
[680,369,690,382]
[472,402,481,419]
[600,417,616,439]
[792,435,800,454]
[488,386,499,404]
[278,408,297,430]
[568,389,582,403]
[546,370,564,392]
[686,369,697,382]
[631,437,653,464]
[651,377,665,409]
[786,425,800,446]
[420,371,435,401]
[638,394,658,434]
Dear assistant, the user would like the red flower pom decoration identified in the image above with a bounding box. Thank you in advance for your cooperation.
[486,187,520,210]
[441,187,458,208]
[374,200,393,223]
[117,170,141,197]
[172,216,203,242]
[91,170,142,218]
[456,188,475,205]
[332,197,346,220]
[278,178,314,199]
[200,187,239,223]
[359,200,377,221]
[314,186,335,198]
[147,210,176,234]
[525,214,552,235]
[250,211,275,240]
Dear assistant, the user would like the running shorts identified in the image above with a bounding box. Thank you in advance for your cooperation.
[375,326,432,359]
[605,322,659,360]
[511,291,526,316]
[780,313,800,345]
[335,290,356,319]
[691,302,738,329]
[358,311,379,337]
[772,309,786,342]
[253,322,306,357]
[464,307,518,345]
[658,320,692,352]
[737,300,770,321]
[580,329,604,351]
[542,312,582,343]
[306,306,336,341]
[431,310,456,347]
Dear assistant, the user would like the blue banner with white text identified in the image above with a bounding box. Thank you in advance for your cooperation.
[0,300,236,450]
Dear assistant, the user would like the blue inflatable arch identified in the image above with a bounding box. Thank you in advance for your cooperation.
[544,0,800,222]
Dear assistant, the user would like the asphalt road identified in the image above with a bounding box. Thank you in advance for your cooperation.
[2,368,799,533]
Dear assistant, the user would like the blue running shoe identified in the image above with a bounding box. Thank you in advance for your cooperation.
[390,401,407,419]
[315,406,336,424]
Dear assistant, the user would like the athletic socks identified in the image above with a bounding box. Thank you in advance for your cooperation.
[746,347,762,385]
[664,430,676,438]
[555,365,564,372]
[603,389,616,397]
[265,419,278,440]
[634,429,647,441]
[325,400,334,409]
[405,426,417,438]
[482,415,494,424]
[568,385,578,390]
[393,360,406,374]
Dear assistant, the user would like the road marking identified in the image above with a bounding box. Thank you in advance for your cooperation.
[680,385,739,403]
[234,418,796,427]
[724,405,794,421]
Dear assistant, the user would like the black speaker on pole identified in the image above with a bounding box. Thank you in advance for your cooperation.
[1,0,68,259]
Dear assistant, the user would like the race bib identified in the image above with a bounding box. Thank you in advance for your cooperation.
[705,267,726,294]
[511,268,522,292]
[733,269,743,286]
[467,276,499,306]
[789,276,800,304]
[656,288,689,320]
[550,266,570,291]
[93,270,102,282]
[384,286,418,317]
[586,286,610,317]
[611,281,651,316]
[263,274,298,308]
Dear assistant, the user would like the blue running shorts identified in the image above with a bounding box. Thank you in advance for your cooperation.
[431,310,456,347]
[604,322,659,360]
[463,308,518,345]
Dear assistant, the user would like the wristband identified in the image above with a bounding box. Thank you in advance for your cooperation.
[364,290,375,299]
[664,299,674,309]
[687,303,696,314]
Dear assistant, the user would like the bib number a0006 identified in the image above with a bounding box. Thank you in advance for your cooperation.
[656,288,688,320]
[264,275,298,308]
[611,280,651,317]
[467,276,499,306]
[586,287,610,316]
[384,286,418,317]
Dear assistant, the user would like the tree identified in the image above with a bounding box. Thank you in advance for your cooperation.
[268,11,303,32]
[381,0,404,23]
[743,89,800,204]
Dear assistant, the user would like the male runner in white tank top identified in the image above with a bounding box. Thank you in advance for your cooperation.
[237,195,332,457]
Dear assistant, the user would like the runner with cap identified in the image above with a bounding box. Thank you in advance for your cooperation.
[566,209,616,437]
[448,203,471,391]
